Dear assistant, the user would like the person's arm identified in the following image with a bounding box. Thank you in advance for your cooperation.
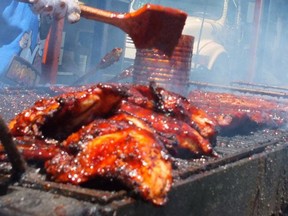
[29,0,81,23]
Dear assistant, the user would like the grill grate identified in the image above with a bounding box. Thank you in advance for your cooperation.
[189,81,288,98]
[0,86,288,215]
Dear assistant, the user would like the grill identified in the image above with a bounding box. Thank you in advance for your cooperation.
[0,85,288,216]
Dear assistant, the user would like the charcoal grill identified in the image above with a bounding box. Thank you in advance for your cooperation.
[0,85,288,216]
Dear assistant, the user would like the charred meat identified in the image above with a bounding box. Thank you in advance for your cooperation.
[46,114,172,205]
[3,83,217,205]
[188,90,288,135]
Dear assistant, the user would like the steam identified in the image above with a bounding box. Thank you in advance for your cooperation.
[217,0,288,87]
[183,0,288,88]
[58,0,288,91]
[257,0,288,87]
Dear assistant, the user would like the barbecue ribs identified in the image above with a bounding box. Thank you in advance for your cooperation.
[2,83,217,205]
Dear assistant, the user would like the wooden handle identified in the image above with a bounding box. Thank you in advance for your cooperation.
[80,5,120,23]
[79,5,128,31]
[18,0,125,25]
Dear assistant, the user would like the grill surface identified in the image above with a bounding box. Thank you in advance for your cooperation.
[0,87,288,216]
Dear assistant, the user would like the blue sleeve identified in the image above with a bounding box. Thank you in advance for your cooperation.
[0,1,39,75]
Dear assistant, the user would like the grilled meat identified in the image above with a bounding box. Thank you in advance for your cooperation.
[0,137,60,162]
[121,83,217,143]
[2,83,217,205]
[8,84,125,141]
[188,90,288,134]
[46,114,172,205]
[150,85,217,142]
[118,100,214,157]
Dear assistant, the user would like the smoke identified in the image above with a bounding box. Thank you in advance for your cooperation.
[255,0,288,86]
[57,0,288,91]
[224,0,288,87]
[184,0,288,88]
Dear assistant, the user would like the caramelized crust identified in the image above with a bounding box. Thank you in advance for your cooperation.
[3,83,219,205]
[189,90,288,134]
[151,86,217,141]
[8,86,123,140]
[46,125,172,205]
[118,101,213,156]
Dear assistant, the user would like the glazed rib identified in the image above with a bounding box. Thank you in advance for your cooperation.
[46,117,172,205]
[189,90,288,134]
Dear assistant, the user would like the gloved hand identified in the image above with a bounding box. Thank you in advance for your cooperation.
[29,0,81,23]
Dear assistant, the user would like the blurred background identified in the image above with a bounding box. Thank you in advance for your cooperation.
[55,0,288,88]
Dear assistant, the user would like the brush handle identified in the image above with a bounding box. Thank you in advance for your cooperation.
[79,5,128,31]
[18,0,128,31]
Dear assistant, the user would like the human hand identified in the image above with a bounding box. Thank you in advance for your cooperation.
[29,0,81,23]
[19,31,32,49]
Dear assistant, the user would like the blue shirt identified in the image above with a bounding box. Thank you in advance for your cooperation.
[0,1,39,75]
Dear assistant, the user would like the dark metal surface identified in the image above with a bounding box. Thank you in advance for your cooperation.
[189,81,288,98]
[0,186,99,216]
[0,87,55,122]
[89,130,288,216]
